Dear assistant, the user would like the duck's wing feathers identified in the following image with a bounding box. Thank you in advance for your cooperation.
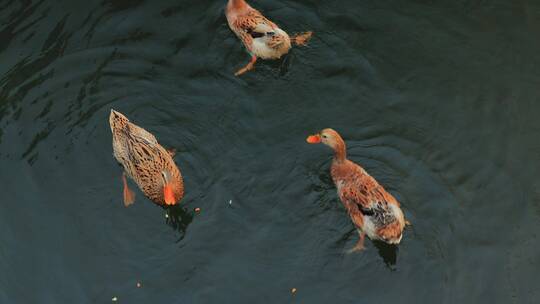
[123,123,166,166]
[234,10,276,33]
[125,122,158,145]
[339,167,399,227]
[250,23,275,36]
[233,10,277,45]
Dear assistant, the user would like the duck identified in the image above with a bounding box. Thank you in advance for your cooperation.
[225,0,313,76]
[109,109,184,207]
[306,128,407,251]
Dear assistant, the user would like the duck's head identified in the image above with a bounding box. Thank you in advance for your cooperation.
[306,128,347,160]
[306,128,342,148]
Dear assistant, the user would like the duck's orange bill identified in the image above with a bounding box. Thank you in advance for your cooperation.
[163,184,176,205]
[306,135,321,144]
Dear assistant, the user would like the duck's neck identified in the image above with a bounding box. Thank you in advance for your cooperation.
[228,0,248,11]
[332,137,347,163]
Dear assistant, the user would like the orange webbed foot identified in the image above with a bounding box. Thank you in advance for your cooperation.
[346,231,366,254]
[235,55,257,76]
[122,173,135,207]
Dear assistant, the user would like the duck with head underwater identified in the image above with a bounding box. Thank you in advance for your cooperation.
[225,0,313,76]
[307,128,408,252]
[109,109,184,207]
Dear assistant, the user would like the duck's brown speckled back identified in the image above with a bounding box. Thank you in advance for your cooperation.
[109,110,184,206]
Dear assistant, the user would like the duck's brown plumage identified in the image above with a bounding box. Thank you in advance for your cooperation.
[228,5,288,56]
[307,128,406,250]
[225,0,312,75]
[110,110,184,206]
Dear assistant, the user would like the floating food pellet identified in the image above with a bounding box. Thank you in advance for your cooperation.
[165,213,169,218]
[291,288,297,294]
[136,282,142,288]
[195,207,201,213]
[112,296,118,302]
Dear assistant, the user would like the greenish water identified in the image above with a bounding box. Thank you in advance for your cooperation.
[1,0,540,303]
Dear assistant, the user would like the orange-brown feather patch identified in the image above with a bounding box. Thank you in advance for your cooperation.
[377,221,402,241]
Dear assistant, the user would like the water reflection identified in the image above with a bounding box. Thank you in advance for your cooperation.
[373,240,398,268]
[0,0,46,53]
[2,0,540,302]
[164,204,193,241]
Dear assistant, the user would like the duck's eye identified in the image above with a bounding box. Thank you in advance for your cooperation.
[322,135,327,139]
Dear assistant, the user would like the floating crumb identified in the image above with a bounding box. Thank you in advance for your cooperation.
[291,288,297,294]
[165,213,169,218]
[136,282,142,288]
[195,207,201,213]
[112,296,118,302]
[228,200,232,205]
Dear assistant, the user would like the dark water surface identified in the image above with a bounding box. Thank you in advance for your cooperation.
[2,0,540,303]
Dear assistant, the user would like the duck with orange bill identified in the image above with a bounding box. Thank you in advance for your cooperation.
[306,129,407,252]
[225,0,313,76]
[109,109,184,207]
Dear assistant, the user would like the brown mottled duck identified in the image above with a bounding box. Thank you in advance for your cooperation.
[109,109,184,207]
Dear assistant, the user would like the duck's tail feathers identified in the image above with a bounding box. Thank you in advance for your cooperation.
[292,31,313,46]
[109,109,130,131]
